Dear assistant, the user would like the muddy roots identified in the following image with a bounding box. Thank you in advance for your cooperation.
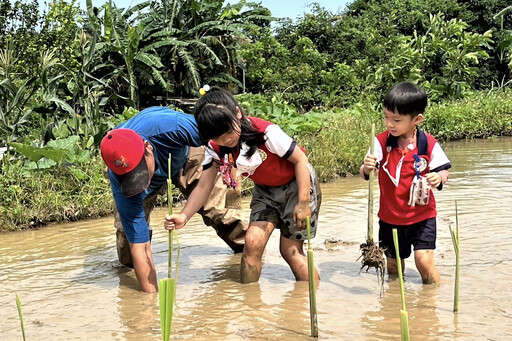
[358,241,386,293]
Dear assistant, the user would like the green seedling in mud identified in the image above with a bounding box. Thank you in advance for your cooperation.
[392,229,410,341]
[359,123,386,286]
[16,293,26,341]
[306,216,318,338]
[449,201,460,313]
[159,154,181,341]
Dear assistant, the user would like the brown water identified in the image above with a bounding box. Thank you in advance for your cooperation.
[1,137,512,340]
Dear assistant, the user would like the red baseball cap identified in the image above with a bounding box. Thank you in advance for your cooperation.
[100,128,150,197]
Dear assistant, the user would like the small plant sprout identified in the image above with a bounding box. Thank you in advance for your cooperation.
[159,154,181,340]
[392,229,410,341]
[449,201,460,313]
[15,293,26,341]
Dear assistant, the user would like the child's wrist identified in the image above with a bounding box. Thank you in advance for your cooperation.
[179,212,189,224]
[298,199,309,206]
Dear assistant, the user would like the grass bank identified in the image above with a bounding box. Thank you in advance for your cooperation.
[1,90,511,230]
[299,89,512,181]
[0,158,112,231]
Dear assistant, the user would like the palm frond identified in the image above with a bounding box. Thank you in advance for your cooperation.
[135,52,164,68]
[177,48,201,89]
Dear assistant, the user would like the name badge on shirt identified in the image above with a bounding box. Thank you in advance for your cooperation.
[236,143,263,177]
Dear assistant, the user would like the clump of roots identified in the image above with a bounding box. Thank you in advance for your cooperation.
[358,241,386,295]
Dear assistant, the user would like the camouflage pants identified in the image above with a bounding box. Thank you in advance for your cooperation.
[111,147,247,267]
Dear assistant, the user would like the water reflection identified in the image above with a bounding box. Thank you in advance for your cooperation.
[116,277,159,340]
[361,282,442,341]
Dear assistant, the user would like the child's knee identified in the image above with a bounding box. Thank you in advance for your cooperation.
[279,239,305,261]
[414,249,435,267]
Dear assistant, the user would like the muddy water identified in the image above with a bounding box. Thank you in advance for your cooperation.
[1,137,512,340]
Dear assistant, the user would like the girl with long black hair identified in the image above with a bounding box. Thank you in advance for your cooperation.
[164,86,322,283]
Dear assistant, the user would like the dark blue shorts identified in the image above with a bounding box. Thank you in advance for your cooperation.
[378,218,437,259]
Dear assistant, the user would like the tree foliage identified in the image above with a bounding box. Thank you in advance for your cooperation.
[0,0,511,159]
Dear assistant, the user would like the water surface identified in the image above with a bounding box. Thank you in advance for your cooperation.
[1,137,512,340]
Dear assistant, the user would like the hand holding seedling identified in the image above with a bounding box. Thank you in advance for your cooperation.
[164,213,188,230]
[293,200,311,231]
[362,154,378,175]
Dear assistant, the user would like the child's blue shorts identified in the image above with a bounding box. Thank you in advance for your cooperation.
[378,217,437,259]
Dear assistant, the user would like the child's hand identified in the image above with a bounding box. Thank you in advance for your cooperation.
[164,213,188,230]
[293,200,311,231]
[425,172,441,188]
[363,154,378,175]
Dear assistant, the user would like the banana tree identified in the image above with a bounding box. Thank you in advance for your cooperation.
[494,6,512,75]
[141,0,271,96]
[170,0,271,93]
[83,0,271,105]
[94,0,171,109]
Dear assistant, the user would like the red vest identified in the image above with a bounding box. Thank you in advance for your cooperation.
[210,117,302,187]
[377,129,437,225]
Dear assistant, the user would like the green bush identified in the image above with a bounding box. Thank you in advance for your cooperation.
[424,89,512,139]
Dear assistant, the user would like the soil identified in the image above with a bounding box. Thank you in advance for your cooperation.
[358,240,386,293]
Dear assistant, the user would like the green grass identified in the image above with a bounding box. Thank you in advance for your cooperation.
[297,103,379,181]
[299,89,512,182]
[0,157,112,231]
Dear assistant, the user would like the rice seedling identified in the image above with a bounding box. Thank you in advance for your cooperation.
[306,216,318,338]
[392,229,410,341]
[359,123,386,288]
[159,154,181,341]
[449,201,460,313]
[15,293,26,341]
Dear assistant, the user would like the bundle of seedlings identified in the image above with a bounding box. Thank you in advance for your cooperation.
[358,124,386,288]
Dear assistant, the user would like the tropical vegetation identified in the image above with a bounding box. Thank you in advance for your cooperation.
[1,0,512,230]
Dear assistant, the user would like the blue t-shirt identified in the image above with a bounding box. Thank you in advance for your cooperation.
[108,107,202,243]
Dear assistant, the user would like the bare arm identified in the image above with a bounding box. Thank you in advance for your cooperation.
[288,146,311,231]
[130,241,158,292]
[164,165,218,229]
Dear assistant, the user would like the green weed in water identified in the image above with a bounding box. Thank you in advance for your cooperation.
[15,293,26,341]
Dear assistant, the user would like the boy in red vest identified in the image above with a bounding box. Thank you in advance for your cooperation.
[360,82,451,284]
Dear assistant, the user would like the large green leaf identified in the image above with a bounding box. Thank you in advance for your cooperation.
[9,142,68,163]
[52,123,71,139]
[9,136,83,164]
[46,135,80,151]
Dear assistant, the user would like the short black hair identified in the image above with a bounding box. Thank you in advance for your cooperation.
[383,82,427,117]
